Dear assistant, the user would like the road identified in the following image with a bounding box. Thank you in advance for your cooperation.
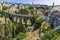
[9,13,43,18]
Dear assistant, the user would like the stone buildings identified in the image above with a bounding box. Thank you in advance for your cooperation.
[0,1,48,11]
[48,10,60,28]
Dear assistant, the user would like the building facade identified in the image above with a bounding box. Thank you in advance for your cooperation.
[48,10,60,28]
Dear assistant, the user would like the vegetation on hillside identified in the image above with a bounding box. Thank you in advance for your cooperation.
[0,6,60,40]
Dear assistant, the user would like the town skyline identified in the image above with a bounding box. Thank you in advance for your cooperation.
[3,0,60,6]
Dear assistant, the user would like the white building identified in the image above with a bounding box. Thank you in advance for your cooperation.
[9,4,18,11]
[19,4,25,9]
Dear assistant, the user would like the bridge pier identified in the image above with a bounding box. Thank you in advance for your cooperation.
[15,17,18,23]
[17,17,21,23]
[21,18,25,24]
[9,14,35,26]
[27,18,31,25]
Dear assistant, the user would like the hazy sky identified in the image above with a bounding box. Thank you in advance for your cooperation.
[3,0,60,6]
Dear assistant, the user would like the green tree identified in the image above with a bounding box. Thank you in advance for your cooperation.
[3,6,9,10]
[34,16,44,29]
[40,22,60,40]
[40,29,59,40]
[18,9,29,15]
[13,32,28,40]
[30,15,38,25]
[40,22,51,32]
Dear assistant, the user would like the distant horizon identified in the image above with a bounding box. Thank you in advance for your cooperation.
[2,0,60,6]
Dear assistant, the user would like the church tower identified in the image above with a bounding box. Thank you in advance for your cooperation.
[52,2,54,7]
[32,2,34,7]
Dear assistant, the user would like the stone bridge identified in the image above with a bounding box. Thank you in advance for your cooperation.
[8,13,43,26]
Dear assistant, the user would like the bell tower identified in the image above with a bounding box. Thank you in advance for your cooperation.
[53,2,54,7]
[32,2,34,7]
